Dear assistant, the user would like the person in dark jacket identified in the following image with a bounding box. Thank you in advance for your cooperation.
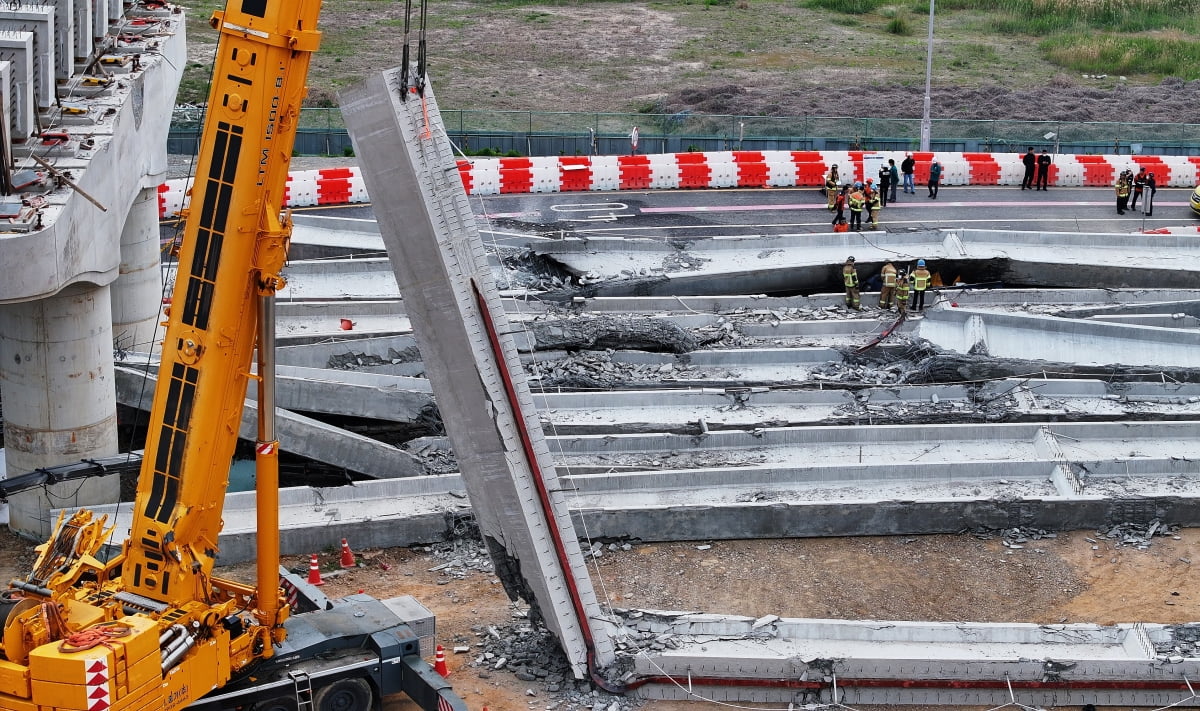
[927,159,942,199]
[1035,149,1052,190]
[901,153,915,194]
[1141,172,1157,216]
[1129,167,1146,210]
[888,159,899,202]
[1021,147,1036,190]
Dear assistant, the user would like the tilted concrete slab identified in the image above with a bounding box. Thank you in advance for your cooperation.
[531,229,1200,297]
[919,306,1200,367]
[341,69,616,677]
[113,365,422,479]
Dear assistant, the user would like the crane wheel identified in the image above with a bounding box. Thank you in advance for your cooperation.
[314,678,373,711]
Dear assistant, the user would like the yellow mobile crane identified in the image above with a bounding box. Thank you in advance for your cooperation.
[0,2,465,710]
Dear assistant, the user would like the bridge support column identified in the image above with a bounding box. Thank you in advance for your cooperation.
[0,282,119,539]
[111,186,165,354]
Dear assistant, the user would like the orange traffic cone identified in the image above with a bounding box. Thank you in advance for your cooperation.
[433,644,450,677]
[306,553,324,586]
[339,538,356,569]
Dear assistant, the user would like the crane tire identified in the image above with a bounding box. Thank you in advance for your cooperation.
[314,678,373,711]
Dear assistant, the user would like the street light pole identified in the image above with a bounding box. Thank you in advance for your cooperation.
[919,0,935,151]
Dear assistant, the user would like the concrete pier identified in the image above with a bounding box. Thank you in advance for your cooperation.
[0,4,184,537]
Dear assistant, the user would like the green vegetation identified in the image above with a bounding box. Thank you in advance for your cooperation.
[1043,33,1200,76]
[886,15,912,34]
[806,0,885,14]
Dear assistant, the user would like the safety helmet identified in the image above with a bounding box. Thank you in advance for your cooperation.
[866,178,874,184]
[854,181,862,188]
[847,256,856,263]
[1149,172,1155,178]
[832,164,838,168]
[917,259,926,267]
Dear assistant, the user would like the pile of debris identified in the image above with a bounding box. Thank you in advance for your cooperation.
[327,345,421,371]
[527,350,726,389]
[1094,520,1181,550]
[422,536,495,579]
[466,621,638,711]
[809,361,913,385]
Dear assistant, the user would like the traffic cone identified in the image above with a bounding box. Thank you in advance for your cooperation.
[306,553,324,586]
[339,538,356,569]
[433,644,450,677]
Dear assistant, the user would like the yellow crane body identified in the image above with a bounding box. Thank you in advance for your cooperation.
[1,0,320,708]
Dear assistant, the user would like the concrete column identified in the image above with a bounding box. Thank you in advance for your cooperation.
[111,186,164,353]
[0,282,119,539]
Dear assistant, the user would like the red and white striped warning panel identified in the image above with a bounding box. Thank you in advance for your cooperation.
[157,152,1200,218]
[85,658,111,711]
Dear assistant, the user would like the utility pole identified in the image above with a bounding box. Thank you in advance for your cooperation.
[919,0,935,151]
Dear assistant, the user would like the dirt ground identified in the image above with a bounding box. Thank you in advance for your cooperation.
[5,526,1194,710]
[178,1,1200,125]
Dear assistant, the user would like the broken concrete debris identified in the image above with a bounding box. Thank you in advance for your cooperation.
[466,619,638,711]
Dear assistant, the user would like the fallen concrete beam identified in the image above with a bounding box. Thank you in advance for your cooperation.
[114,366,422,479]
[625,612,1200,707]
[919,307,1200,368]
[531,230,1200,297]
[71,476,468,563]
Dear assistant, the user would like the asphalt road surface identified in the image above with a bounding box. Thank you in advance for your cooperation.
[306,185,1196,239]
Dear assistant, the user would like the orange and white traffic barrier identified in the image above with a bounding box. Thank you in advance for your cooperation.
[158,150,1200,219]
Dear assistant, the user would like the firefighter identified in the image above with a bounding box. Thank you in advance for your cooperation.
[878,261,897,309]
[848,183,865,231]
[867,188,882,230]
[910,259,932,313]
[825,165,840,210]
[895,269,911,317]
[842,256,861,311]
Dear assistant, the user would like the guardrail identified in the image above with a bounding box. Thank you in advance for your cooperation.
[168,108,1200,158]
[157,149,1200,219]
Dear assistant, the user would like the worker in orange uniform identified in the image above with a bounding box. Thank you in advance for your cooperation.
[848,183,865,231]
[878,261,897,309]
[895,269,910,317]
[842,256,861,311]
[910,259,932,313]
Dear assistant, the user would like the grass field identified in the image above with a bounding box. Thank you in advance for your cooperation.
[174,0,1200,117]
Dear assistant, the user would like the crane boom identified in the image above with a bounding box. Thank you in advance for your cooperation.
[125,0,319,617]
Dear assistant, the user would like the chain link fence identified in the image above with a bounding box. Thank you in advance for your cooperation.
[168,106,1200,157]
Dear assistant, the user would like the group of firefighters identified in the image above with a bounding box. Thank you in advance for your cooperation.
[841,257,932,315]
[824,163,896,231]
